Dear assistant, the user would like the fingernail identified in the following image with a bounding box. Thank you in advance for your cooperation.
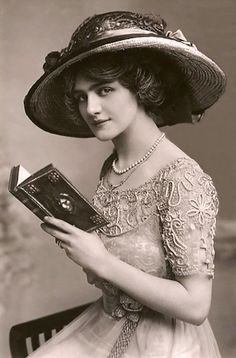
[44,216,51,222]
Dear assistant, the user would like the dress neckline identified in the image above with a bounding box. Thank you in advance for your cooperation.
[100,156,199,194]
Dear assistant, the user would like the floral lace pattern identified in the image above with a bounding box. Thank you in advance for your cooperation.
[93,181,159,237]
[158,159,218,277]
[93,157,218,281]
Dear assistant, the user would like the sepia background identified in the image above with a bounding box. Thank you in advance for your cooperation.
[1,0,236,357]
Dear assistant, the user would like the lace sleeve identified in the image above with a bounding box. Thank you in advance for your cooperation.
[158,161,219,278]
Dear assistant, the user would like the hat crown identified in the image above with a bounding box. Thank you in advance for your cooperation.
[43,12,167,74]
[69,11,166,47]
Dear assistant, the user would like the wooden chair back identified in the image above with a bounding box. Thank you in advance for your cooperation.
[9,303,91,358]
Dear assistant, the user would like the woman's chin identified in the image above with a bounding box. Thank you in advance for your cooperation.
[93,130,117,142]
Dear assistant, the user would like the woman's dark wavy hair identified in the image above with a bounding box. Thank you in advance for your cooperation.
[63,49,188,127]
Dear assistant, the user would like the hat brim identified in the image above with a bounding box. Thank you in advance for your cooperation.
[24,34,226,137]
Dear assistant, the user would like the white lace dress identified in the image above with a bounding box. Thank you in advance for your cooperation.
[28,157,221,358]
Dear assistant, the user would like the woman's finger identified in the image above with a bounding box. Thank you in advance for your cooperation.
[41,223,70,243]
[43,216,78,234]
[55,239,65,249]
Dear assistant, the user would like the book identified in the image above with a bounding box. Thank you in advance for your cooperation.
[8,164,109,232]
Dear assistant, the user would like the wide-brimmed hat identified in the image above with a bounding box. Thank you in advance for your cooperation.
[24,11,226,137]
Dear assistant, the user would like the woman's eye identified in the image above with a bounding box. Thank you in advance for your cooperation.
[98,87,113,96]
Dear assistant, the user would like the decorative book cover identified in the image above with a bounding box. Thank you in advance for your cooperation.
[8,164,109,232]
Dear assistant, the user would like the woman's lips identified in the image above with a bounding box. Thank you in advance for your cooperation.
[93,119,110,126]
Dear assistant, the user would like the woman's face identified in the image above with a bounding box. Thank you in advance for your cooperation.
[73,73,142,141]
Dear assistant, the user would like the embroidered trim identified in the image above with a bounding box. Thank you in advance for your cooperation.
[107,318,139,358]
[103,286,144,358]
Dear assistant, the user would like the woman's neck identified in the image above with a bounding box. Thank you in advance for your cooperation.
[112,115,163,168]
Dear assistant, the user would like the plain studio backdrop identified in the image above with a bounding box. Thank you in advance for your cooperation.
[0,1,235,357]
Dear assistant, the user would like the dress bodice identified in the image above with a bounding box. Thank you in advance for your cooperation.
[92,157,218,318]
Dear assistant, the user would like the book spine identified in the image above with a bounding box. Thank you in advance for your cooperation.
[11,187,50,221]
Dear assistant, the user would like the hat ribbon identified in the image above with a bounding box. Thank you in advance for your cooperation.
[84,27,197,50]
[43,28,197,74]
[166,29,197,49]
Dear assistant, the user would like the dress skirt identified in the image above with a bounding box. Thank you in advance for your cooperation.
[28,298,221,358]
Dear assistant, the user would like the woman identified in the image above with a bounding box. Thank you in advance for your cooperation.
[24,11,226,358]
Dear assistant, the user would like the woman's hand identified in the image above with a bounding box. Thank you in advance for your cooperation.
[41,216,109,274]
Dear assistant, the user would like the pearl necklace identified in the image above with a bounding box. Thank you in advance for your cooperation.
[112,132,166,175]
[105,166,137,190]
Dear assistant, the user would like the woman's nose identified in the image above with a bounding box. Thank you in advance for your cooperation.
[87,93,102,116]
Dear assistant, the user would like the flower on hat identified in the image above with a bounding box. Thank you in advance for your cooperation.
[43,51,61,74]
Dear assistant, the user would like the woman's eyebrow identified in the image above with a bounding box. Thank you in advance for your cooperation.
[73,81,113,94]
